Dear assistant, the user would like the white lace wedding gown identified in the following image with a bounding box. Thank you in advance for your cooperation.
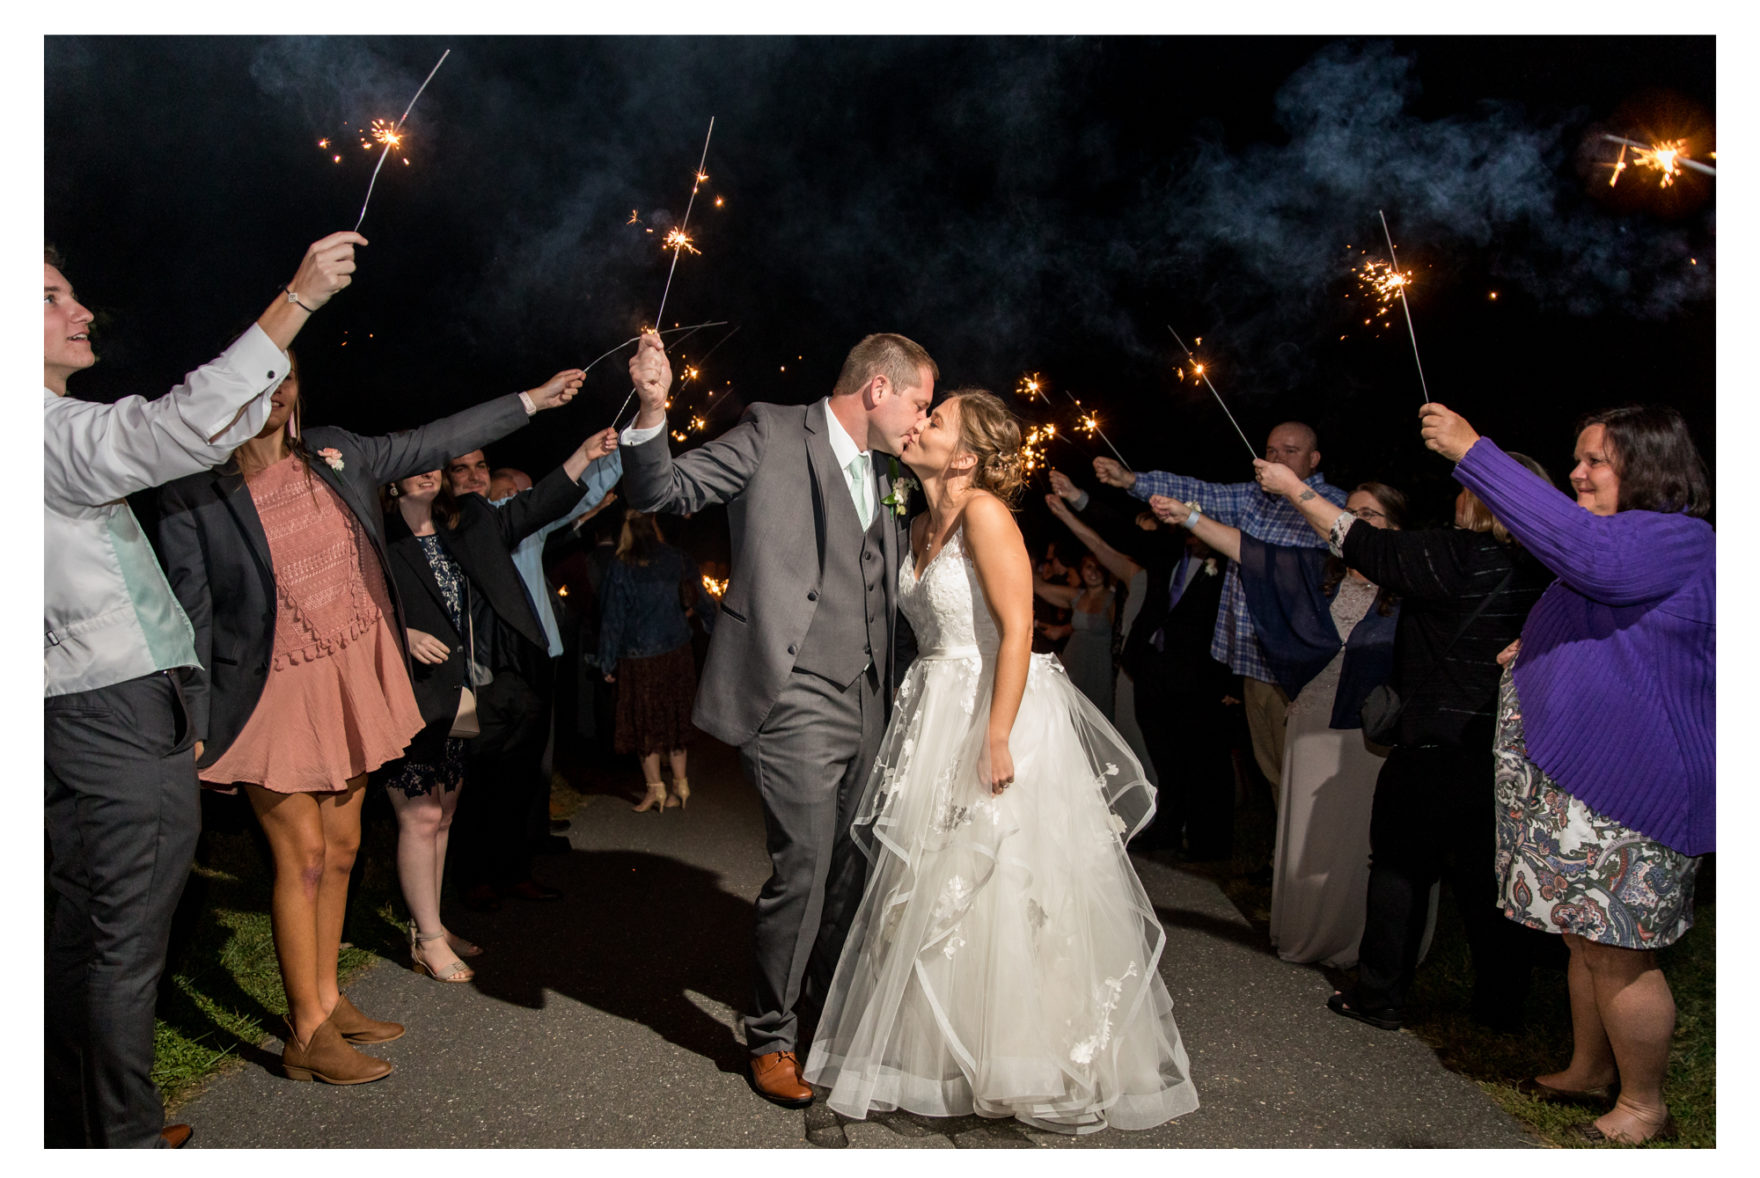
[802,528,1199,1134]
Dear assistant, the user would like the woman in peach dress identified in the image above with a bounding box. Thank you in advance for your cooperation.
[157,353,582,1084]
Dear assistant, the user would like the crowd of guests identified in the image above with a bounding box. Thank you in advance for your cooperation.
[44,229,1712,1148]
[1027,405,1712,1146]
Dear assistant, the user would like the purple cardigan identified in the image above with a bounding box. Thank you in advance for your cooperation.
[1455,439,1714,855]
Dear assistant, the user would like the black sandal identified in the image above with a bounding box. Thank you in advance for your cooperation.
[1327,990,1401,1031]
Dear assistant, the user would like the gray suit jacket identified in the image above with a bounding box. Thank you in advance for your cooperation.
[621,400,912,746]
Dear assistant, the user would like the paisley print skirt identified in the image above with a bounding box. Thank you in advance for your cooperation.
[1492,669,1699,949]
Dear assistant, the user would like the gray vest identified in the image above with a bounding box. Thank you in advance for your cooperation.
[792,471,889,688]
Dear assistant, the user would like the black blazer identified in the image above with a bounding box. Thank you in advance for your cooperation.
[155,394,532,769]
[1121,531,1231,697]
[383,462,587,759]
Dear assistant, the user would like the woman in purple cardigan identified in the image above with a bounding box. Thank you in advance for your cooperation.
[1420,402,1713,1146]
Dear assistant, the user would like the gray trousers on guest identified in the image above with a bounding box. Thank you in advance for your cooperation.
[741,662,885,1058]
[45,670,200,1148]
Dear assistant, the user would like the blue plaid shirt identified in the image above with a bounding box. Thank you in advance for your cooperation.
[1129,469,1347,680]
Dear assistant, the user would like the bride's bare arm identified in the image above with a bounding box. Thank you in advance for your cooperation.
[964,492,1033,795]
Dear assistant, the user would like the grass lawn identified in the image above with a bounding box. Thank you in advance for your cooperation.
[147,789,412,1111]
[1216,783,1715,1149]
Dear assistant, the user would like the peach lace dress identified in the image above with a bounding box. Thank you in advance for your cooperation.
[200,454,425,793]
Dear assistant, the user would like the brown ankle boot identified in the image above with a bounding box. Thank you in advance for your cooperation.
[328,994,405,1044]
[281,1016,392,1084]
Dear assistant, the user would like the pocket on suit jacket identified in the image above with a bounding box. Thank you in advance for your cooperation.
[719,603,748,624]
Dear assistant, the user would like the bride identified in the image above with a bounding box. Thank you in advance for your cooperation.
[802,389,1198,1133]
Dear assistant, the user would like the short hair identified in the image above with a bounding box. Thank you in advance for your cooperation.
[44,243,64,269]
[831,333,938,399]
[1268,421,1319,451]
[945,388,1025,505]
[1458,451,1551,543]
[1577,404,1711,519]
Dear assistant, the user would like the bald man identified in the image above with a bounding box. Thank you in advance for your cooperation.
[1092,422,1346,825]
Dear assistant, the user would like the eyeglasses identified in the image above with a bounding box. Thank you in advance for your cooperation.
[1351,507,1386,522]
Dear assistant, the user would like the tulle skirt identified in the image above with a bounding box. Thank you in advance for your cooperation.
[803,649,1198,1134]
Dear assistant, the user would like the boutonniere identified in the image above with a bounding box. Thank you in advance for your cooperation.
[881,457,917,518]
[1202,558,1220,577]
[316,447,345,472]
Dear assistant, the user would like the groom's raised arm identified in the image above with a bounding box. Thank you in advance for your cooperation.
[620,328,765,514]
[621,408,768,515]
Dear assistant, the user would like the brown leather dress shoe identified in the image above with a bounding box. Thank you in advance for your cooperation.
[281,1017,393,1085]
[160,1124,193,1149]
[328,994,405,1044]
[747,1050,813,1108]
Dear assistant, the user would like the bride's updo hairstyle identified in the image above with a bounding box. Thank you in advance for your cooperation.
[947,388,1025,506]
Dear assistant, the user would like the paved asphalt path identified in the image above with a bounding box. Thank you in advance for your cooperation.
[179,739,1534,1149]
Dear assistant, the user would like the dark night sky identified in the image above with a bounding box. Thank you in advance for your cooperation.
[43,34,1715,558]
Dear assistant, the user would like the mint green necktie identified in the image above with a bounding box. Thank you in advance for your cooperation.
[846,453,873,529]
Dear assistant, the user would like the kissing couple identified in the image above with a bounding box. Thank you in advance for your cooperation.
[620,332,1197,1134]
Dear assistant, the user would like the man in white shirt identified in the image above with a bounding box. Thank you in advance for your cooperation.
[44,231,363,1147]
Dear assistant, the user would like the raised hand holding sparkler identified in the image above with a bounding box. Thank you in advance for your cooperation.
[1091,456,1137,490]
[524,367,587,413]
[627,332,676,429]
[353,49,450,233]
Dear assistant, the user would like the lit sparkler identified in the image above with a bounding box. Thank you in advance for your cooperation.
[1166,327,1257,460]
[1019,425,1054,478]
[1602,134,1715,187]
[353,49,451,233]
[1057,390,1129,468]
[702,574,729,599]
[1376,210,1431,404]
[612,117,717,430]
[1015,372,1050,404]
[662,227,700,256]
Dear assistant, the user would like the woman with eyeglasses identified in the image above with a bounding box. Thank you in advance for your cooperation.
[1152,482,1404,969]
[1252,456,1557,1036]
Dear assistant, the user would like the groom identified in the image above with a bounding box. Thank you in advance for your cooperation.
[621,331,934,1106]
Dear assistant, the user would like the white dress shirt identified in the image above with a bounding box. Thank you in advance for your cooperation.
[44,325,288,696]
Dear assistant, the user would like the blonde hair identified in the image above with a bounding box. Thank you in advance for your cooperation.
[831,333,938,399]
[1458,451,1550,543]
[946,388,1025,505]
[616,510,664,565]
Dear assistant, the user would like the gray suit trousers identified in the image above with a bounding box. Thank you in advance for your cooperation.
[741,662,884,1057]
[45,670,200,1148]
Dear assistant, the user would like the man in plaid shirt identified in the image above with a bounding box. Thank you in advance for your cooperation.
[1093,422,1346,793]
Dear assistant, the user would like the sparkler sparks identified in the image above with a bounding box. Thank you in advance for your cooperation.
[663,227,700,256]
[1015,372,1049,404]
[1019,425,1054,477]
[366,118,403,151]
[1601,134,1716,187]
[1167,327,1257,460]
[701,574,729,599]
[1377,210,1431,405]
